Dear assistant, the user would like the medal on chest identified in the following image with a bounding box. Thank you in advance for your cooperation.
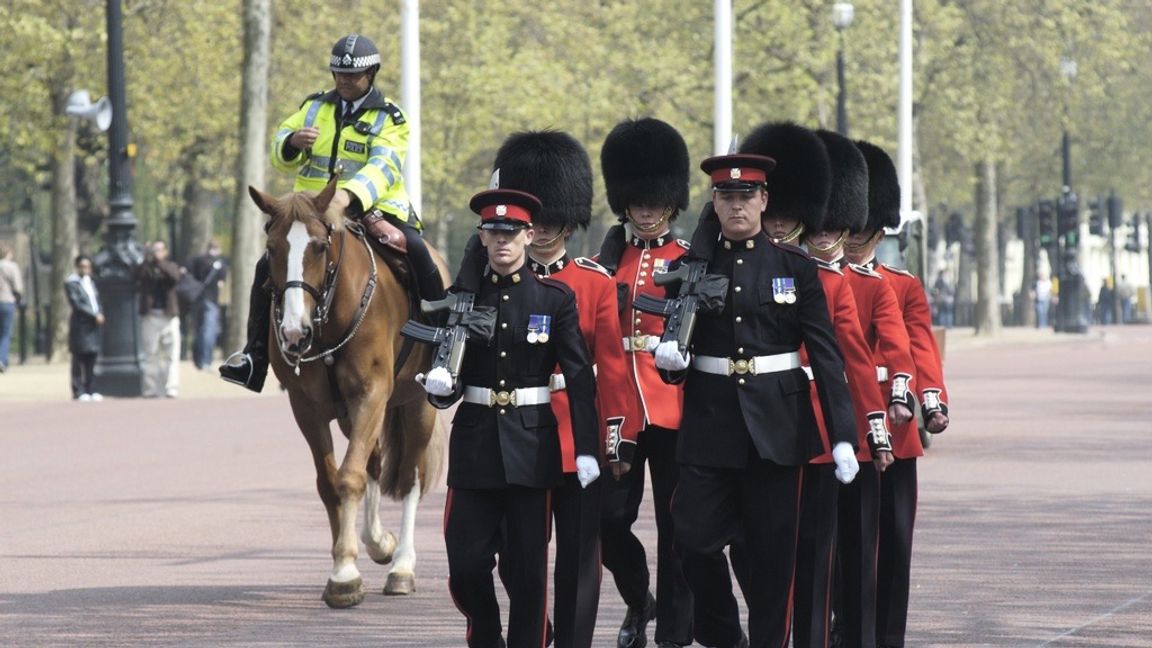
[527,314,551,344]
[772,277,797,304]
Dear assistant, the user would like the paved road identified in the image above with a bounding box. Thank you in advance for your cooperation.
[1,326,1150,647]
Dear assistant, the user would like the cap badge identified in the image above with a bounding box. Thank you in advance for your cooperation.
[729,168,742,179]
[496,205,507,216]
[341,53,352,65]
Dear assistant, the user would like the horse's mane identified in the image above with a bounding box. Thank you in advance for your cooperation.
[272,190,346,232]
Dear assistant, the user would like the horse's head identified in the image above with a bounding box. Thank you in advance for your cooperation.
[249,178,344,355]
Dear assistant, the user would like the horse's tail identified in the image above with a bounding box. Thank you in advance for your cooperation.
[378,401,445,500]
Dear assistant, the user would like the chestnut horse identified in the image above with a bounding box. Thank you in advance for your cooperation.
[249,179,445,608]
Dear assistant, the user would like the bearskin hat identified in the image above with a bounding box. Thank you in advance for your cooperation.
[814,130,868,233]
[600,117,690,220]
[492,130,592,230]
[739,122,831,231]
[854,139,901,232]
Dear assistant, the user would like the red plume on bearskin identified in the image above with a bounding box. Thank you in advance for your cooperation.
[740,122,831,232]
[814,130,869,233]
[493,130,593,230]
[600,117,689,220]
[854,139,901,232]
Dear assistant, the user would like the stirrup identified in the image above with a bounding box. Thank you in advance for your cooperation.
[219,351,265,393]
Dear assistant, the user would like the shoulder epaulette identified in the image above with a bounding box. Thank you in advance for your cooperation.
[675,238,691,250]
[771,239,812,258]
[816,259,844,275]
[881,263,915,278]
[573,256,612,277]
[299,90,329,108]
[537,275,576,297]
[380,101,406,126]
[848,263,882,279]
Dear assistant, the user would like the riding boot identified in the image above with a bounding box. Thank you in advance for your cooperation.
[219,255,270,392]
[400,223,445,302]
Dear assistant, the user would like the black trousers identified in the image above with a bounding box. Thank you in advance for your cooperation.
[875,457,917,648]
[793,462,840,648]
[835,462,881,648]
[446,486,552,648]
[70,351,97,398]
[500,473,602,648]
[601,426,693,645]
[673,460,802,648]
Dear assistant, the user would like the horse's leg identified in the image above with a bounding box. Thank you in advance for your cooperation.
[383,401,440,595]
[362,440,397,565]
[325,384,389,607]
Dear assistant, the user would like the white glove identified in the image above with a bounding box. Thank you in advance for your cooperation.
[416,366,454,397]
[832,442,859,484]
[654,340,690,371]
[575,455,600,488]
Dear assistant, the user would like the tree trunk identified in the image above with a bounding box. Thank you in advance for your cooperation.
[973,158,1002,336]
[49,89,80,362]
[226,0,271,352]
[180,164,215,264]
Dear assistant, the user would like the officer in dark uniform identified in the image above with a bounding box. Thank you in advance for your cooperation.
[655,153,859,648]
[424,187,600,648]
[220,34,443,392]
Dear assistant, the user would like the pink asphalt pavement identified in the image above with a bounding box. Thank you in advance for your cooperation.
[1,326,1150,647]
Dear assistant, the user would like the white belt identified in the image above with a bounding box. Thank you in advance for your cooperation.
[876,366,889,382]
[692,351,801,376]
[622,335,659,353]
[462,385,551,408]
[802,365,814,381]
[549,373,566,392]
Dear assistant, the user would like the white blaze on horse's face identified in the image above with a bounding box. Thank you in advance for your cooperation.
[281,220,311,346]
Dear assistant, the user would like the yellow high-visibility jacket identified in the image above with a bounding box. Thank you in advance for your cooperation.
[271,87,416,227]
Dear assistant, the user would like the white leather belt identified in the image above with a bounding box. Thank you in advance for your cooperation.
[462,385,551,407]
[692,351,801,376]
[623,335,659,353]
[876,366,889,382]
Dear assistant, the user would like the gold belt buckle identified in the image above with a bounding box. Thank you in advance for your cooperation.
[729,358,753,375]
[631,335,649,352]
[490,390,515,407]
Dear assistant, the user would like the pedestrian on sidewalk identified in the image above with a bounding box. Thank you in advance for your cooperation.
[137,240,182,398]
[186,240,227,370]
[65,255,104,401]
[0,244,24,373]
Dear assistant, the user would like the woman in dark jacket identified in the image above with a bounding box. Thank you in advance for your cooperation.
[65,255,104,400]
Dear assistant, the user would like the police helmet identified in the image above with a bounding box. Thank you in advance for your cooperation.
[329,34,381,74]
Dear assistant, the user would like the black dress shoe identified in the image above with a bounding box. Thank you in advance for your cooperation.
[618,591,657,648]
[218,352,267,393]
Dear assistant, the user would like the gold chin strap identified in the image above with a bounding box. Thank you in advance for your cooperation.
[626,206,673,233]
[529,227,568,250]
[844,230,883,254]
[774,223,805,244]
[807,230,849,255]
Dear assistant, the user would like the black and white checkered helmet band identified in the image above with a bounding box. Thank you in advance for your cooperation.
[329,34,380,72]
[330,52,380,72]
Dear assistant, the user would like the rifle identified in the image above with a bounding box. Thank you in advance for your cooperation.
[400,292,496,378]
[632,259,728,354]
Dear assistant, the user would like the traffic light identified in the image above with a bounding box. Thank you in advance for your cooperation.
[1126,214,1141,252]
[1057,190,1079,243]
[1107,191,1124,230]
[1037,200,1056,246]
[1088,195,1104,236]
[1016,207,1028,240]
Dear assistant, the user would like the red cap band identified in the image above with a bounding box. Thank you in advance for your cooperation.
[710,167,767,185]
[480,203,533,225]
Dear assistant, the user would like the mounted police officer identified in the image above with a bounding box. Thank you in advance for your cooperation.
[657,153,859,648]
[424,186,600,648]
[220,34,443,392]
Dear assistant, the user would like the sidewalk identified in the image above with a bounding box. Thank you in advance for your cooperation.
[0,358,280,402]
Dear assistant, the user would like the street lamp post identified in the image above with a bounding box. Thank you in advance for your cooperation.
[92,0,145,396]
[1054,56,1087,334]
[832,2,855,136]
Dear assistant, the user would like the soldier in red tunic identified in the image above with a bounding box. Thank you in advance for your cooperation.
[595,118,694,648]
[736,122,896,648]
[844,140,950,648]
[489,130,643,648]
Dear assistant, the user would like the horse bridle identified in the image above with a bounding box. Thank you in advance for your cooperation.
[269,221,378,374]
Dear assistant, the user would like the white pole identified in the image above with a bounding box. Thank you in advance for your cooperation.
[898,0,913,220]
[400,0,422,215]
[714,0,733,155]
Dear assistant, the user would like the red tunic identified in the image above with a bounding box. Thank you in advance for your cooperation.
[804,261,892,464]
[842,262,920,458]
[597,233,688,431]
[532,255,644,472]
[876,263,950,451]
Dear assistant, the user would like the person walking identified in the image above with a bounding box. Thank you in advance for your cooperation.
[65,255,104,400]
[137,240,182,398]
[187,241,227,370]
[0,244,24,373]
